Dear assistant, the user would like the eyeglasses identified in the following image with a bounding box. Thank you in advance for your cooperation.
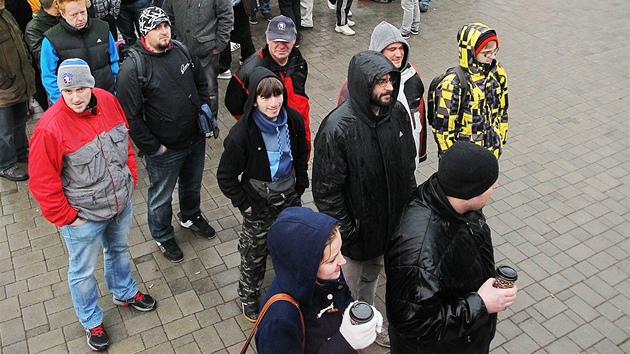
[375,76,395,87]
[480,47,499,58]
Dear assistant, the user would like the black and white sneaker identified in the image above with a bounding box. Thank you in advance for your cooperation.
[113,291,157,312]
[242,302,259,323]
[85,323,109,351]
[156,238,184,262]
[178,212,216,239]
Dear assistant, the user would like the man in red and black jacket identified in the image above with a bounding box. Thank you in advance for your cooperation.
[225,15,311,152]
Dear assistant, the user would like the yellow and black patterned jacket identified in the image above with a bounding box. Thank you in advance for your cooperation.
[432,23,508,159]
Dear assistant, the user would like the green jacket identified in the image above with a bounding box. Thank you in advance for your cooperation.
[0,9,36,107]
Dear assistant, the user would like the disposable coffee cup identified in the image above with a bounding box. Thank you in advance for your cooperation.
[349,301,373,325]
[493,265,518,289]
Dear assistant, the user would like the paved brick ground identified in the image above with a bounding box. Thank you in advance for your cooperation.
[1,0,628,353]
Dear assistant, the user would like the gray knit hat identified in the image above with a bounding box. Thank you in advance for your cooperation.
[57,58,95,90]
[138,6,171,37]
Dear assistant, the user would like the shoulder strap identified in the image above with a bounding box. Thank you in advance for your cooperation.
[171,39,195,73]
[240,294,305,354]
[127,48,147,90]
[453,66,469,124]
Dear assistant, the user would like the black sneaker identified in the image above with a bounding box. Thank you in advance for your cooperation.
[248,13,258,25]
[419,3,429,12]
[85,323,109,351]
[178,212,216,239]
[262,12,273,21]
[242,302,259,323]
[156,238,184,262]
[113,291,156,312]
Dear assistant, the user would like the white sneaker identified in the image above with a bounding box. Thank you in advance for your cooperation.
[327,0,335,10]
[348,10,353,16]
[217,69,232,80]
[230,42,240,52]
[335,24,355,36]
[347,19,355,27]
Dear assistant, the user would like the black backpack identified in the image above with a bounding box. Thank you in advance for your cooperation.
[426,66,469,127]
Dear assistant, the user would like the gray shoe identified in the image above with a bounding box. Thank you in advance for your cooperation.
[420,3,429,12]
[0,165,28,181]
[375,326,390,348]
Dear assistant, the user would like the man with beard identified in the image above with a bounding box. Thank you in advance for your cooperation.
[116,7,215,263]
[312,50,417,348]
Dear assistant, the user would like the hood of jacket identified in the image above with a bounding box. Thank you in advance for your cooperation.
[241,66,288,120]
[458,22,498,75]
[346,50,401,123]
[267,207,338,305]
[369,21,410,71]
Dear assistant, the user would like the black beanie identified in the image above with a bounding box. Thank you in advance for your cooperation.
[438,142,499,199]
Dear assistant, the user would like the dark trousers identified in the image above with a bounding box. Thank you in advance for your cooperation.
[219,2,256,72]
[278,0,302,40]
[32,65,49,111]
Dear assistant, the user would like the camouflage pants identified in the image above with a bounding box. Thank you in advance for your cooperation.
[237,193,301,304]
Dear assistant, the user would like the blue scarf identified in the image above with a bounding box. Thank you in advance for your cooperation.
[253,108,293,181]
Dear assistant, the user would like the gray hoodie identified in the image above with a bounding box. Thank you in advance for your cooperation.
[369,21,410,71]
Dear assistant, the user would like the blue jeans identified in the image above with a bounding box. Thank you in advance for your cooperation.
[61,203,138,329]
[259,0,271,14]
[0,101,28,171]
[117,0,151,44]
[144,137,205,243]
[421,0,431,5]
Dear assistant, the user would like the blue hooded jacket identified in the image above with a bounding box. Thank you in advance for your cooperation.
[255,207,356,354]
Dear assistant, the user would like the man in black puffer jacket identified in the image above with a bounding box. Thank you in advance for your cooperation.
[385,142,518,353]
[312,51,417,346]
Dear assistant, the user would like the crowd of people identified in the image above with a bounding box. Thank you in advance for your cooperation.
[0,0,516,351]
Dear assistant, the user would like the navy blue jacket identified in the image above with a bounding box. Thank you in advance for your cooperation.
[256,207,356,354]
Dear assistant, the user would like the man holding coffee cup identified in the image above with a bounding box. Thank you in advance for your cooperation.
[384,142,518,353]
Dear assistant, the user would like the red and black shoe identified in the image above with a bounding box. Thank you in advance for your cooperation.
[85,323,109,351]
[113,291,157,312]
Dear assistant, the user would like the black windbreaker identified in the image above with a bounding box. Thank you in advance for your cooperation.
[312,51,416,261]
[385,175,497,353]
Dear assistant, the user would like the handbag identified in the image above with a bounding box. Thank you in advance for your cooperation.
[240,293,305,354]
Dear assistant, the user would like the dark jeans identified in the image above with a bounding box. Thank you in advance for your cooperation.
[0,101,28,171]
[219,2,256,72]
[144,137,205,243]
[118,0,151,44]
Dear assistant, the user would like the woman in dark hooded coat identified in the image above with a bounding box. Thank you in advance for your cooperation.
[255,207,383,354]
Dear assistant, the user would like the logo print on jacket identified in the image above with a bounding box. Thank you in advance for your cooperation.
[181,63,190,75]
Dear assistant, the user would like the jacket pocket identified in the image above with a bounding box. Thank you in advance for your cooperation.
[104,124,129,167]
[62,140,106,188]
